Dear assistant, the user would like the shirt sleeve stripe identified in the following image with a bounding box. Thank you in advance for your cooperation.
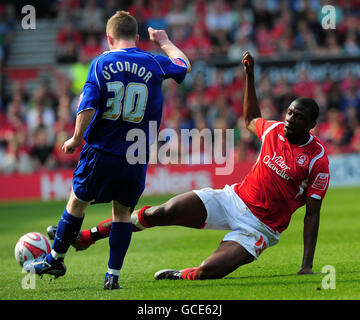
[309,142,325,175]
[94,58,101,89]
[261,121,283,142]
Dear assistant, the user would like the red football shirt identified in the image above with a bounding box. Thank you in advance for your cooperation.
[234,119,330,233]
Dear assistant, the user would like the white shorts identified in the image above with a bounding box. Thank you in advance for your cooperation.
[193,184,279,259]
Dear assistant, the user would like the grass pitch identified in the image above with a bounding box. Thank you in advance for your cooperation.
[0,187,359,300]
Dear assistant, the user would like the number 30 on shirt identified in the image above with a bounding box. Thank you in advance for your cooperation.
[102,81,148,123]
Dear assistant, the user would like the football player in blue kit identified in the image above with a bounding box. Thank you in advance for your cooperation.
[23,10,190,289]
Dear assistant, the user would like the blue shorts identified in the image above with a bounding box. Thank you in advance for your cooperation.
[72,144,148,210]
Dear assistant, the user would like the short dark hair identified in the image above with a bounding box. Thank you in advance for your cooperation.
[106,10,138,41]
[295,97,319,121]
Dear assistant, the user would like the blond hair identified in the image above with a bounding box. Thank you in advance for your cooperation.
[106,10,138,40]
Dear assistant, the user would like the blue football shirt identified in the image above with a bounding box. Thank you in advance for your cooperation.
[77,47,188,156]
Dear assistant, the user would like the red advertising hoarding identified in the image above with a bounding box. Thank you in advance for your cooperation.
[0,162,254,202]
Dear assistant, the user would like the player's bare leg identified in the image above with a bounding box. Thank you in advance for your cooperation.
[194,241,254,279]
[51,191,207,249]
[66,190,90,218]
[134,191,207,229]
[143,193,254,280]
[155,240,254,280]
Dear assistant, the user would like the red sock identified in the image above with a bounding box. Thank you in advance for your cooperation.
[181,267,198,280]
[137,205,152,228]
[89,206,153,237]
[78,229,94,245]
[81,218,112,243]
[97,218,112,237]
[86,206,153,239]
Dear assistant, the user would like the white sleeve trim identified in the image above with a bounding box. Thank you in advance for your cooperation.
[310,194,322,200]
[94,59,101,88]
[261,121,283,142]
[77,107,96,115]
[308,142,325,175]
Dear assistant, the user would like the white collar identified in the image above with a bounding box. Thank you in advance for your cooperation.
[103,47,137,54]
[299,134,313,147]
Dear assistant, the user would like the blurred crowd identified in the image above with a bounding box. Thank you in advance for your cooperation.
[1,0,360,174]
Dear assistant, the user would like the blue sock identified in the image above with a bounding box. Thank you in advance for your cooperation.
[106,222,132,282]
[47,209,84,265]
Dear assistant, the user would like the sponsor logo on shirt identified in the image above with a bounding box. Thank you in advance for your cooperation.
[312,173,329,190]
[170,58,187,68]
[263,152,291,180]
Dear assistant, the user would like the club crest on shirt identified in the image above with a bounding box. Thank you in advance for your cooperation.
[296,153,309,167]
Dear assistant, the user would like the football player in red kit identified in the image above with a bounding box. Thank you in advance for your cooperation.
[48,52,329,280]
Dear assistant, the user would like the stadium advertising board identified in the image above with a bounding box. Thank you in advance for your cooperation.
[0,154,359,201]
[0,162,253,201]
[328,154,360,187]
[186,56,360,88]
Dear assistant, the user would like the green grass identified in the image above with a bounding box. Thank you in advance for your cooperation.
[0,188,359,300]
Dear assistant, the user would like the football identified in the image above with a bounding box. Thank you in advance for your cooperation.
[15,232,52,267]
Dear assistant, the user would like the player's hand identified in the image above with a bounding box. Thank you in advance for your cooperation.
[242,51,254,75]
[297,266,315,275]
[148,27,171,48]
[62,136,81,154]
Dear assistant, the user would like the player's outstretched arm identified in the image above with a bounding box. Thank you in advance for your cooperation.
[148,27,191,73]
[297,197,322,275]
[62,109,95,154]
[242,52,261,136]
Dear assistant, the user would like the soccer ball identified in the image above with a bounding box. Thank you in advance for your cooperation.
[15,232,52,267]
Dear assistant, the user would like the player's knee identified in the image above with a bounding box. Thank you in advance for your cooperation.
[113,211,131,223]
[112,202,132,222]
